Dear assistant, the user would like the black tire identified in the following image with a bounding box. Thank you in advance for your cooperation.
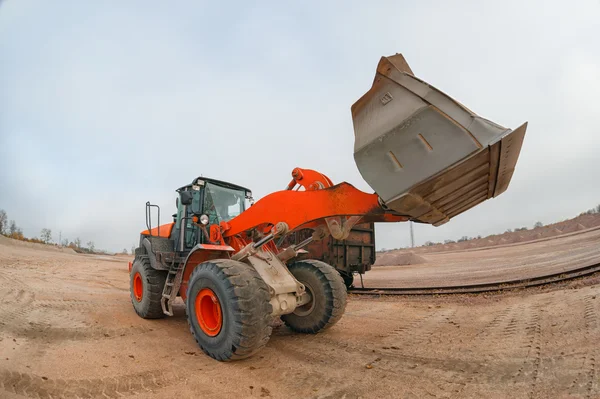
[339,270,354,289]
[130,258,167,319]
[281,260,347,333]
[185,259,273,361]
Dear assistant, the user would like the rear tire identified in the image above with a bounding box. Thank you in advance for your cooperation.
[130,258,167,319]
[185,259,273,361]
[281,260,347,333]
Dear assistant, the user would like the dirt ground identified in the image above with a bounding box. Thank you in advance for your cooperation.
[366,227,600,288]
[1,236,600,398]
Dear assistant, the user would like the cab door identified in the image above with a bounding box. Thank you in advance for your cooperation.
[173,187,205,250]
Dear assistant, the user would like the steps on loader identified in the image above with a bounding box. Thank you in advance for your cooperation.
[161,259,184,316]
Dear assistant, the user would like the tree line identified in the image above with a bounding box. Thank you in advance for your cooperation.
[0,208,120,254]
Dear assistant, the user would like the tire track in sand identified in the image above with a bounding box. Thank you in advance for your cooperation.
[0,368,185,399]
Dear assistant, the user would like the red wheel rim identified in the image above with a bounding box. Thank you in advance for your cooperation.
[133,272,143,302]
[195,288,222,336]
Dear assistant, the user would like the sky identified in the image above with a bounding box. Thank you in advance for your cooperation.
[1,1,599,253]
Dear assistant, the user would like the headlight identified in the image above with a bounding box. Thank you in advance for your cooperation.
[200,214,209,225]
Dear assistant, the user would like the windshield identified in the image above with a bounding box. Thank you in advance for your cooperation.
[204,183,246,224]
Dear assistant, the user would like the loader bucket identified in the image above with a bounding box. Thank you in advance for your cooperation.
[352,54,527,226]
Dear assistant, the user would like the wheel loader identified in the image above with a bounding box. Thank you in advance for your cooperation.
[129,53,527,361]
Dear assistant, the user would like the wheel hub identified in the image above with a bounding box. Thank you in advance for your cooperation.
[133,272,143,302]
[293,282,315,317]
[195,288,223,336]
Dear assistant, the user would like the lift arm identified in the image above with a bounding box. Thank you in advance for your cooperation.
[221,169,408,239]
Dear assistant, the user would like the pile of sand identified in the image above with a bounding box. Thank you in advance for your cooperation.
[561,223,587,234]
[374,251,428,266]
[0,235,77,254]
[541,228,563,238]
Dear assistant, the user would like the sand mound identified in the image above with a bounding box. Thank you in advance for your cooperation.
[511,234,529,243]
[542,228,563,238]
[375,251,428,266]
[561,223,587,234]
[0,235,77,254]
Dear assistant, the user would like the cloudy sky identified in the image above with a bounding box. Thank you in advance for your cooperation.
[1,1,599,252]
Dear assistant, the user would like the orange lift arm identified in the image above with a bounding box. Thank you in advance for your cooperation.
[221,168,408,239]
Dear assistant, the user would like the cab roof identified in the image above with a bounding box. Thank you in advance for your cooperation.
[177,177,251,193]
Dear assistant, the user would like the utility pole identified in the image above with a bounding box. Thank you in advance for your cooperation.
[409,221,415,248]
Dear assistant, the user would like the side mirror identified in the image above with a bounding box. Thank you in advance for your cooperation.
[180,191,193,206]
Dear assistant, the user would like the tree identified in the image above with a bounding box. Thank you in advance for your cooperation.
[0,210,7,235]
[40,228,52,244]
[458,236,470,242]
[74,237,81,249]
[534,221,543,228]
[61,238,69,247]
[131,246,135,255]
[86,241,95,252]
[9,220,17,236]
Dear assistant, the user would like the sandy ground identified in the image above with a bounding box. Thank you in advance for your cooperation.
[365,227,600,288]
[1,236,600,398]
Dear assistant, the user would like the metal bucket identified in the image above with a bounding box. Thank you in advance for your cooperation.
[352,54,527,226]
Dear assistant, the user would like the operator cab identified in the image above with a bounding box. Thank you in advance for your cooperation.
[171,177,253,251]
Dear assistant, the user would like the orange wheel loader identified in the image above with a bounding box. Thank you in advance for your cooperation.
[129,53,527,361]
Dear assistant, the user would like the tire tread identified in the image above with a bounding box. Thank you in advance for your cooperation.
[281,259,347,334]
[185,259,273,361]
[130,258,167,319]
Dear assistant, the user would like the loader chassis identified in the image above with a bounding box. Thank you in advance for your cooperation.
[129,52,527,361]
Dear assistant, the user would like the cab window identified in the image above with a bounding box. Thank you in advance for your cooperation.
[204,183,246,224]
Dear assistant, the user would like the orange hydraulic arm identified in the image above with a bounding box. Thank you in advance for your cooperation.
[221,168,408,239]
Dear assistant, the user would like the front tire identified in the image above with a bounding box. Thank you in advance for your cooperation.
[185,259,273,361]
[130,258,167,319]
[281,260,347,333]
